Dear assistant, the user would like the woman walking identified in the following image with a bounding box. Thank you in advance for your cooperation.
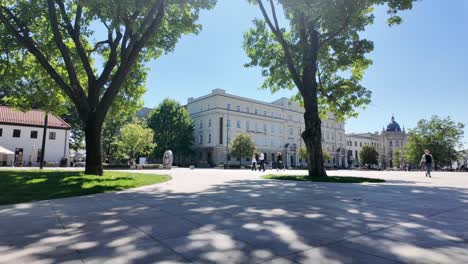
[421,149,434,178]
[251,153,257,171]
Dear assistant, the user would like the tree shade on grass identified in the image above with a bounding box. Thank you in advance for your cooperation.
[0,170,170,205]
[263,175,385,183]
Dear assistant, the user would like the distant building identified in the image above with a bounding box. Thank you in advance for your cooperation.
[0,106,70,167]
[186,89,347,168]
[346,116,407,169]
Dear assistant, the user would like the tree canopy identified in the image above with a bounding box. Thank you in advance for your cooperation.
[0,0,216,174]
[115,122,155,163]
[147,99,195,161]
[230,133,256,166]
[404,116,464,167]
[359,144,379,168]
[244,0,417,177]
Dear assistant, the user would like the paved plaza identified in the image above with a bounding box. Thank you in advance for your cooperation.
[1,169,468,264]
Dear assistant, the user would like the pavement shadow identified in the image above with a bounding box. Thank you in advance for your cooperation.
[1,177,468,263]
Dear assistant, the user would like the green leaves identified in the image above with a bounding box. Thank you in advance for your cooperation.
[146,99,195,159]
[230,133,256,163]
[115,122,156,162]
[359,144,379,167]
[404,116,465,167]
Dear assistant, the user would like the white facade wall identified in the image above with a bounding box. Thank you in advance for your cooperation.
[0,124,69,166]
[187,89,346,167]
[346,133,382,167]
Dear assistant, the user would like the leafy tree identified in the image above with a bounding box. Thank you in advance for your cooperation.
[404,116,464,168]
[393,148,404,169]
[115,122,155,164]
[147,99,195,163]
[230,133,256,167]
[0,0,216,175]
[244,0,417,177]
[359,145,379,168]
[299,146,332,162]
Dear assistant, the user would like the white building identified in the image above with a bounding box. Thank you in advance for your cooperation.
[187,89,346,168]
[0,106,71,167]
[346,116,407,169]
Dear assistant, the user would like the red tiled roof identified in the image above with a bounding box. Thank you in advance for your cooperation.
[0,106,71,129]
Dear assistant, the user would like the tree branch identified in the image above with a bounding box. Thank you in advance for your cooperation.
[56,0,95,84]
[47,0,83,92]
[0,5,89,113]
[321,5,354,44]
[256,0,303,90]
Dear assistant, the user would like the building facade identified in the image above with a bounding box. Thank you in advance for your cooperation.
[187,89,346,168]
[0,106,70,166]
[346,116,407,169]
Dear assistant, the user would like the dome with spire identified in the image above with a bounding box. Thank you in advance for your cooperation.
[386,116,402,132]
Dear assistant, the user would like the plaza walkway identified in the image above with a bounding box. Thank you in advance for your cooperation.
[1,169,468,263]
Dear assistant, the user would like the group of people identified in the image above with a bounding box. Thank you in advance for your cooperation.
[251,152,286,172]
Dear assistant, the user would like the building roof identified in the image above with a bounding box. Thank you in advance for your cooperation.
[386,116,402,132]
[0,106,71,129]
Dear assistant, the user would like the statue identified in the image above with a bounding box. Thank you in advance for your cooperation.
[163,150,173,169]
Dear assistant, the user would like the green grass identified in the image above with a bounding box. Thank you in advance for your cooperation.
[0,170,170,205]
[263,175,385,183]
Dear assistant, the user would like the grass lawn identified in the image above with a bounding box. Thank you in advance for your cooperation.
[0,170,170,205]
[263,174,385,183]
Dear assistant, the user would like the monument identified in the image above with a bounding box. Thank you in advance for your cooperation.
[163,150,173,169]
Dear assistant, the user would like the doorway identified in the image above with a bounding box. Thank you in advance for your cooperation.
[14,148,23,167]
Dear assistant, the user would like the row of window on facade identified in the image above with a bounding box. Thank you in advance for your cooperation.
[199,119,299,136]
[346,141,381,148]
[198,133,286,148]
[0,128,56,140]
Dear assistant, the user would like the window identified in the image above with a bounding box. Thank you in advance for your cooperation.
[199,135,203,144]
[228,137,231,144]
[208,134,212,144]
[263,111,267,116]
[30,131,38,139]
[263,124,267,133]
[271,125,275,133]
[13,129,21,138]
[390,140,393,147]
[227,103,231,110]
[237,120,241,129]
[255,109,258,115]
[0,128,2,137]
[227,119,231,127]
[246,107,250,113]
[289,128,293,135]
[271,112,274,117]
[199,120,203,129]
[246,121,250,130]
[49,132,56,140]
[360,142,362,147]
[355,141,357,147]
[237,105,240,112]
[271,139,274,146]
[208,119,212,127]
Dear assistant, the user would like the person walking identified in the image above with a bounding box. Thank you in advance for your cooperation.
[259,152,265,172]
[251,154,257,171]
[420,149,434,178]
[276,152,284,171]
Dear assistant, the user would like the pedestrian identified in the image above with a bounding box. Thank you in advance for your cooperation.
[276,152,284,171]
[420,149,434,178]
[251,154,257,171]
[259,152,265,172]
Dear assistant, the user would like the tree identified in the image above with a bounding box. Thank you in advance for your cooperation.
[393,148,404,169]
[0,0,216,175]
[115,122,155,164]
[404,116,464,168]
[244,0,416,177]
[147,99,195,163]
[359,145,379,169]
[298,146,331,163]
[230,133,256,167]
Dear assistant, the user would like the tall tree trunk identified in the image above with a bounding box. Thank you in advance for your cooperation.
[84,114,104,175]
[302,104,327,177]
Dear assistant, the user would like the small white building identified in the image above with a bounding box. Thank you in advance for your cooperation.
[0,106,71,167]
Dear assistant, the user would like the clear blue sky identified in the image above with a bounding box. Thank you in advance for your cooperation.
[142,0,468,146]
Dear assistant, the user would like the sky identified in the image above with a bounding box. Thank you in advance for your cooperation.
[142,0,468,146]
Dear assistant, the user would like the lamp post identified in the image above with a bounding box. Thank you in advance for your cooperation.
[226,107,230,168]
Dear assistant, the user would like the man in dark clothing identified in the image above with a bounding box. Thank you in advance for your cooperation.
[420,149,434,178]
